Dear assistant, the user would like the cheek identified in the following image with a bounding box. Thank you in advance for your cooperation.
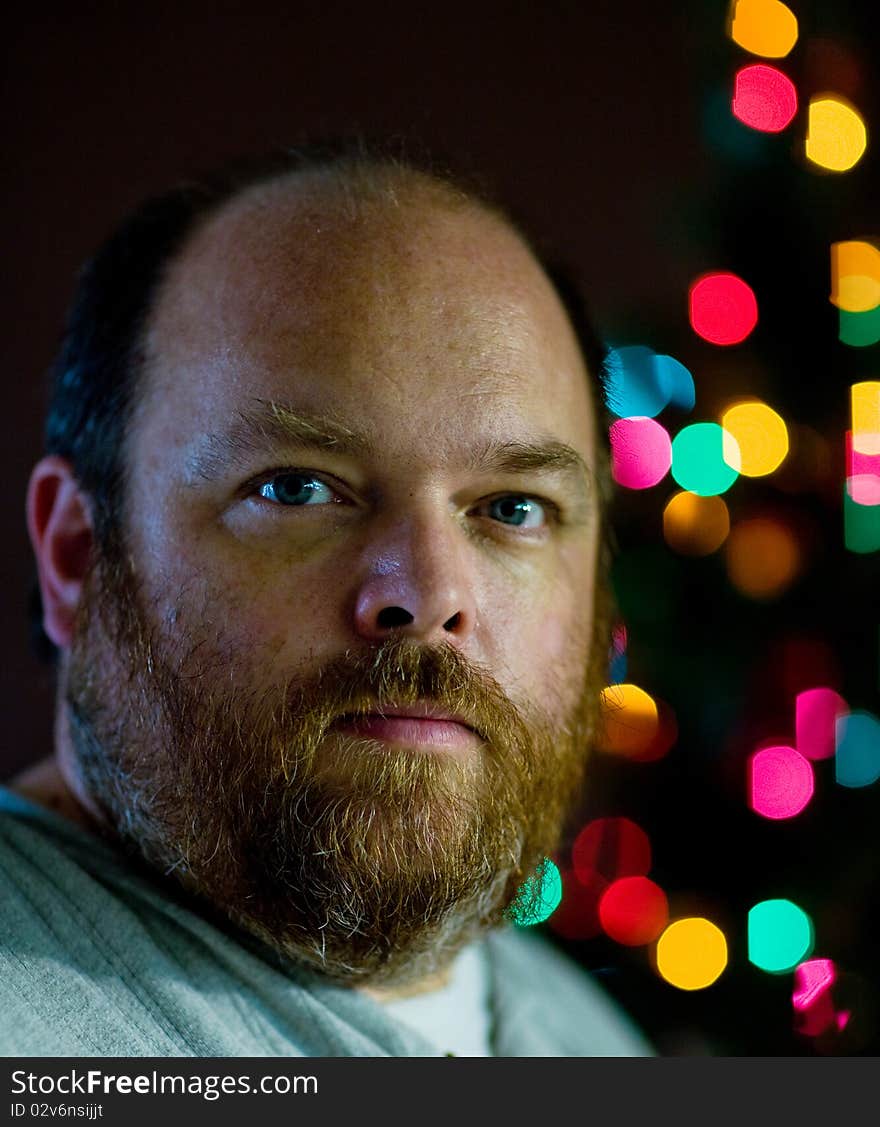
[214,569,335,662]
[151,550,333,677]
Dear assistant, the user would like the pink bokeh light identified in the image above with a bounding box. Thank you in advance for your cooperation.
[749,744,815,819]
[796,687,849,761]
[610,417,672,489]
[793,958,837,1038]
[845,431,880,504]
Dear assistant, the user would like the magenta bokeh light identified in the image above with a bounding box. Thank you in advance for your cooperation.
[749,745,815,819]
[796,687,848,761]
[609,416,672,489]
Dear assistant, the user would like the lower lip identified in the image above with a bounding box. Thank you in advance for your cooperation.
[333,715,481,749]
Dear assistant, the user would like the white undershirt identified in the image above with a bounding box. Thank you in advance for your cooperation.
[379,943,493,1056]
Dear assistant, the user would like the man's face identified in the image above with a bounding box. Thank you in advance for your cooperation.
[64,172,604,988]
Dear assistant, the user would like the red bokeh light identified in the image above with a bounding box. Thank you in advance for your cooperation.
[546,867,608,941]
[598,876,669,946]
[733,63,798,132]
[689,271,758,345]
[571,816,652,885]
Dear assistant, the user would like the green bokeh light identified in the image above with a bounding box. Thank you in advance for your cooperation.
[671,423,740,496]
[844,485,880,553]
[839,304,880,347]
[507,858,563,927]
[748,898,814,973]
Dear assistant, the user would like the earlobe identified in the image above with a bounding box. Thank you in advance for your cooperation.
[26,456,95,650]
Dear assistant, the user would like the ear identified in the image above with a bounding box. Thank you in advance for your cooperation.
[26,456,96,650]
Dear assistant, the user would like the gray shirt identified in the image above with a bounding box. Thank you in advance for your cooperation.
[0,786,654,1057]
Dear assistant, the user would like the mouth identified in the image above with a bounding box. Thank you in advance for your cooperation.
[331,704,482,750]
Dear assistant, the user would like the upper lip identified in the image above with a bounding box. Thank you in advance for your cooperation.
[337,702,476,730]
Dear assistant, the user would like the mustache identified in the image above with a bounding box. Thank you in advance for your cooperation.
[277,634,520,747]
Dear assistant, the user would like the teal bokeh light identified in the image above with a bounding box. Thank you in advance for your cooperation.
[507,858,563,927]
[604,346,667,418]
[748,899,814,973]
[671,422,740,496]
[604,346,695,419]
[835,711,880,787]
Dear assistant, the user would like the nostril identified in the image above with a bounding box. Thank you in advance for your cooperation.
[376,606,414,629]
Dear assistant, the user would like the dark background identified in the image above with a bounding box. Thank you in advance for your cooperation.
[2,0,877,1055]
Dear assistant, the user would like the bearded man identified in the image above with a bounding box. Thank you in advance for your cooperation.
[1,140,652,1057]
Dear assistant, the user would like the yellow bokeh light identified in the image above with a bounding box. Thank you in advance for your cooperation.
[806,96,868,172]
[663,491,730,556]
[729,0,798,59]
[598,684,659,757]
[852,381,880,454]
[831,241,880,313]
[726,517,802,600]
[721,400,789,476]
[656,917,728,990]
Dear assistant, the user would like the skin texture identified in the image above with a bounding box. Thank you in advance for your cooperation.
[16,167,604,996]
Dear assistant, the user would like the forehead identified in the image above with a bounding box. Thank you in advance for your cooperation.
[136,171,598,471]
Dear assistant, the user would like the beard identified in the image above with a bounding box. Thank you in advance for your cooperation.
[62,534,600,990]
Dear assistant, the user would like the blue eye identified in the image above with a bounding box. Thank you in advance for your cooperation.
[257,473,337,506]
[485,495,548,529]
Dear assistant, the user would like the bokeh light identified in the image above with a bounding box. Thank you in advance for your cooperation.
[610,416,672,489]
[806,96,868,171]
[571,816,652,886]
[597,683,660,757]
[725,516,802,599]
[835,711,880,788]
[830,242,880,313]
[599,876,669,946]
[844,486,880,553]
[748,899,814,973]
[655,354,697,411]
[845,432,880,505]
[546,867,607,941]
[721,400,789,476]
[663,491,730,556]
[508,858,563,927]
[749,744,815,819]
[689,271,759,344]
[732,63,798,132]
[631,698,678,763]
[796,687,848,761]
[839,304,880,348]
[671,423,741,496]
[847,475,880,507]
[793,959,843,1038]
[655,918,728,990]
[851,381,880,450]
[728,0,798,59]
[604,345,696,418]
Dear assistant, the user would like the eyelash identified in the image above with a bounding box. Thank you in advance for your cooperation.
[243,467,562,533]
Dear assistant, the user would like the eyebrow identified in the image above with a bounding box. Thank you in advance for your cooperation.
[186,398,594,498]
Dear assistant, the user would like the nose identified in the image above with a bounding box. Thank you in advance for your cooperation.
[352,513,478,645]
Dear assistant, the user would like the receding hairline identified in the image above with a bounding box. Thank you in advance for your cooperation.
[164,158,526,301]
[213,156,499,230]
[140,155,582,382]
